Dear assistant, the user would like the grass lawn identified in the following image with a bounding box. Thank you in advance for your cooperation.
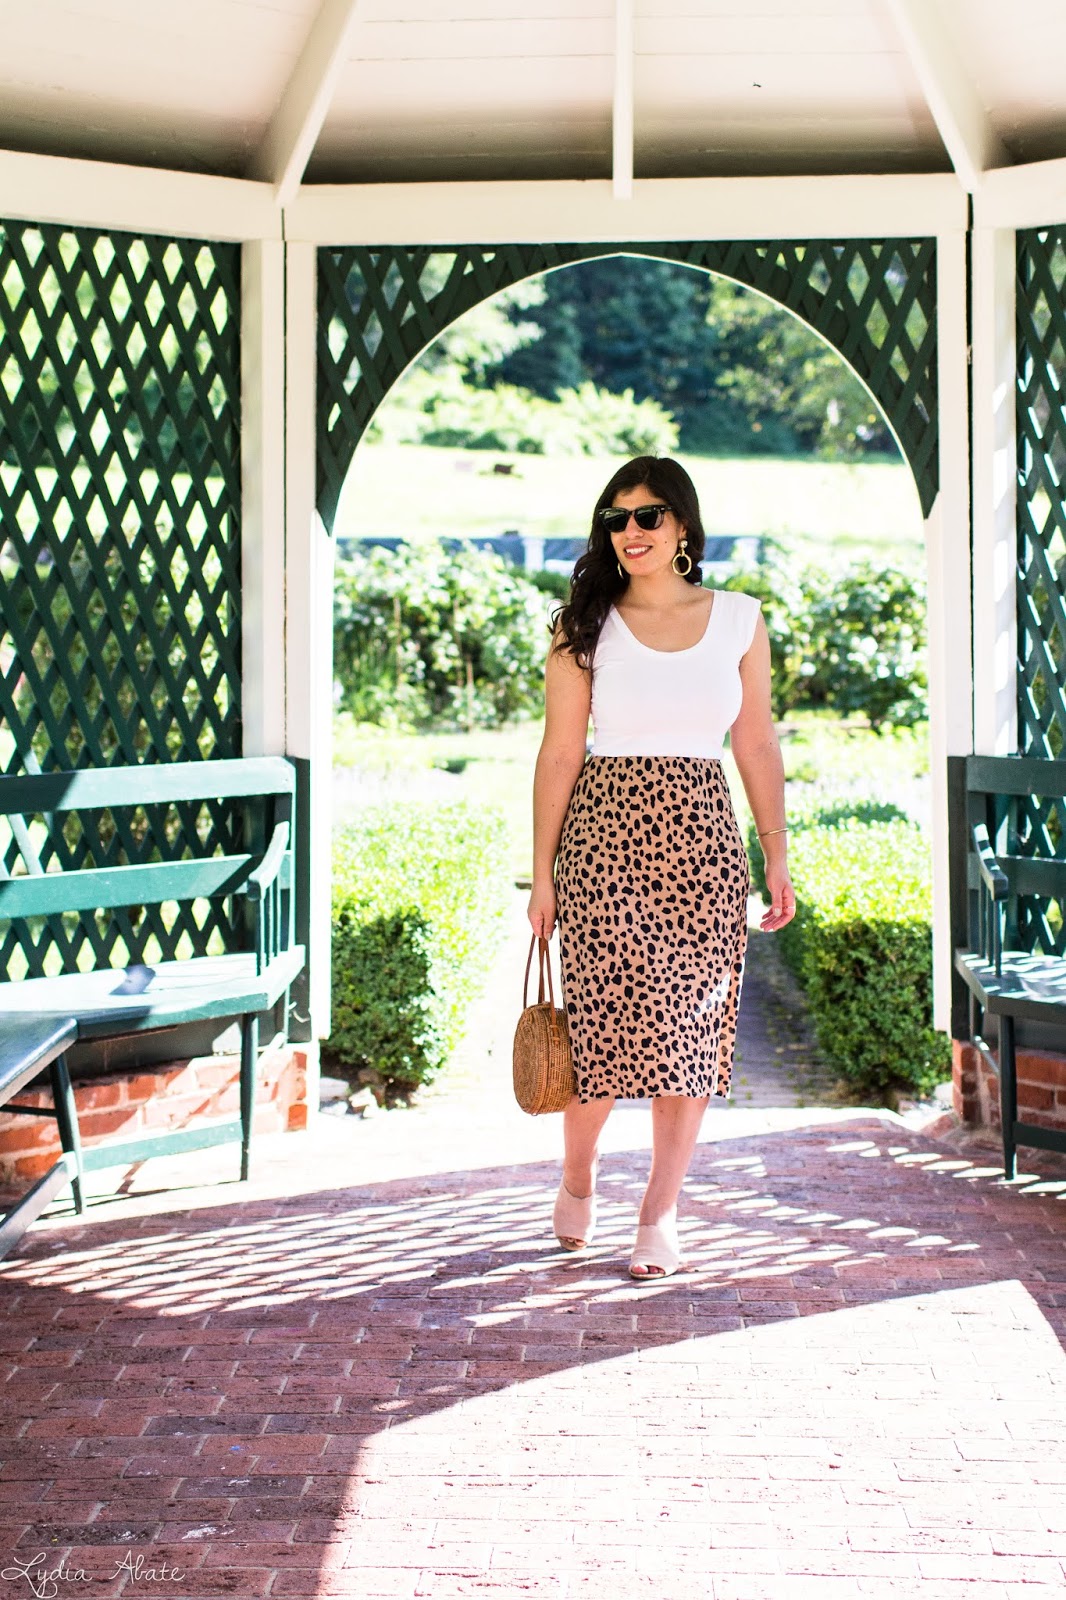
[337,444,925,567]
[333,711,932,883]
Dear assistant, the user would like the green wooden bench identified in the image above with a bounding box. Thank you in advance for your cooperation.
[0,1015,82,1259]
[954,754,1066,1180]
[0,757,305,1189]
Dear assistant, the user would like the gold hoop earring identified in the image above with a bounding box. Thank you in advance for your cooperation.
[672,540,692,577]
[617,561,625,579]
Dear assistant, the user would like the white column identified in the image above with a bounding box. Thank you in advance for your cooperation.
[926,229,973,1033]
[241,240,287,757]
[286,241,335,1054]
[971,226,1017,754]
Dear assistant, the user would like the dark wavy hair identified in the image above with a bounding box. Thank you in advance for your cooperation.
[550,455,706,667]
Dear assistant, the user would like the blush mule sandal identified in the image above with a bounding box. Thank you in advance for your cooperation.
[553,1180,597,1251]
[629,1218,682,1280]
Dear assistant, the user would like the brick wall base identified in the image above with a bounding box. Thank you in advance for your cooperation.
[0,1043,312,1186]
[952,1036,1066,1134]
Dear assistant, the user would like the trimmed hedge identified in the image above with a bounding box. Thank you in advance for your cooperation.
[747,793,913,900]
[329,800,512,1100]
[749,812,950,1100]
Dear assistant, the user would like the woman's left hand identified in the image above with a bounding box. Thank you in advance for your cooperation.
[760,862,796,932]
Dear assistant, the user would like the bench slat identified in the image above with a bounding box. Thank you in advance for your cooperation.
[966,754,1066,797]
[955,948,1066,1019]
[80,1120,243,1172]
[0,852,292,919]
[0,1016,79,1097]
[0,854,255,918]
[0,947,305,1033]
[0,757,295,816]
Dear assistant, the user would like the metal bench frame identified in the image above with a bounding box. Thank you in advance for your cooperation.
[954,755,1066,1180]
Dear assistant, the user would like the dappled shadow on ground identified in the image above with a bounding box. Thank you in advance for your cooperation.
[3,1118,1066,1596]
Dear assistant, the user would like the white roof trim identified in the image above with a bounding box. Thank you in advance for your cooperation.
[975,154,1066,229]
[885,0,1007,190]
[285,172,968,245]
[0,147,280,241]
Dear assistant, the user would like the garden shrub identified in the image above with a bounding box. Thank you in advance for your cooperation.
[527,569,571,603]
[364,367,678,457]
[800,562,928,729]
[330,800,512,1100]
[334,538,550,730]
[746,791,914,899]
[550,382,679,457]
[753,818,950,1100]
[722,553,928,728]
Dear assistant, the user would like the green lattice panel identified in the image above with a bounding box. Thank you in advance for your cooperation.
[0,221,242,774]
[317,239,938,530]
[1018,226,1066,763]
[0,220,243,977]
[1011,225,1066,955]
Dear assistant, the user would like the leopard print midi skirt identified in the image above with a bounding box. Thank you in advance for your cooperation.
[554,756,750,1102]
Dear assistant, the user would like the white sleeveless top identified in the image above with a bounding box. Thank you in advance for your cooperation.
[589,588,762,759]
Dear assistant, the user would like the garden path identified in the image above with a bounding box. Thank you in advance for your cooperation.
[4,899,1066,1597]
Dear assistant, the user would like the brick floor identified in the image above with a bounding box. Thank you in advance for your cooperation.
[3,896,1066,1598]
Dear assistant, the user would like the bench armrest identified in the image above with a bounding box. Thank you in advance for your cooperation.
[972,822,1006,976]
[973,823,1008,899]
[247,822,292,976]
[246,822,290,900]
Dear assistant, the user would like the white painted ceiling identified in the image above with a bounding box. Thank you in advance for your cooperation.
[0,0,1063,184]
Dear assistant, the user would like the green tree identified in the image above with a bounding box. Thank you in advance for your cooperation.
[493,257,721,427]
[485,259,894,459]
[706,280,892,458]
[420,281,546,381]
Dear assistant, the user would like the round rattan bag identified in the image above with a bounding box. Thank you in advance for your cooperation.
[513,934,575,1115]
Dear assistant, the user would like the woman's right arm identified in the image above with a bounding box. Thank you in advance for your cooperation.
[527,626,592,939]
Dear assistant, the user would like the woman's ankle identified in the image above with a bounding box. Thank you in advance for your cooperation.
[637,1198,678,1230]
[562,1157,598,1200]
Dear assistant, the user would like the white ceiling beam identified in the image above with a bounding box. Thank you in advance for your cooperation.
[884,0,1007,190]
[975,153,1066,228]
[613,0,634,201]
[0,147,280,241]
[285,173,968,246]
[253,0,361,207]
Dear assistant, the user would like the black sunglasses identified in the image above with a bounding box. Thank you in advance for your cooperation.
[598,503,670,536]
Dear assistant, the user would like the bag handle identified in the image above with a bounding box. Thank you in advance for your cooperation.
[523,933,557,1009]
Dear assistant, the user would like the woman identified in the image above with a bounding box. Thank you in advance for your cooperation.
[527,455,795,1281]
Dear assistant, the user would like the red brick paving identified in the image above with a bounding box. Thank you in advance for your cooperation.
[4,902,1066,1597]
[3,1114,1066,1600]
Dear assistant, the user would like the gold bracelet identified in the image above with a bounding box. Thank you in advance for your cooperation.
[757,827,789,838]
